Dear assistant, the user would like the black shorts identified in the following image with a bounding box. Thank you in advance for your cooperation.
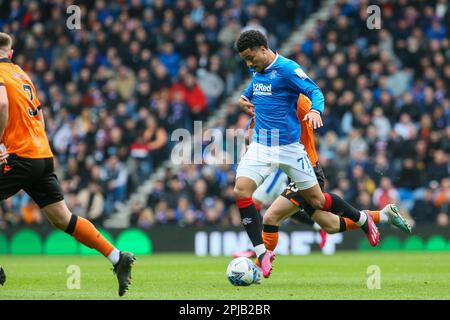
[0,154,64,208]
[281,163,326,213]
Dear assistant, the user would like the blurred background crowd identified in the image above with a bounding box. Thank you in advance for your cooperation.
[0,0,448,231]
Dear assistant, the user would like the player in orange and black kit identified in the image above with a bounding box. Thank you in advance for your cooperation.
[260,95,412,253]
[0,32,135,295]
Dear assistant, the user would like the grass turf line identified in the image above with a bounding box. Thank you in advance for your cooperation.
[0,252,449,300]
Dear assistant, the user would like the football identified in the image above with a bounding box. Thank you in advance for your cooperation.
[226,257,261,286]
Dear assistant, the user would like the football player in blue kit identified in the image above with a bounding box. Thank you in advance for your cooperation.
[233,30,379,279]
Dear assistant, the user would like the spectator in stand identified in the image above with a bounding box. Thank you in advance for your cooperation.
[2,0,448,228]
[101,155,129,215]
[411,186,439,225]
[170,72,208,122]
[373,177,400,210]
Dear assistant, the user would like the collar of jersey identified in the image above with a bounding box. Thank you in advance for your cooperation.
[0,58,11,63]
[263,52,279,72]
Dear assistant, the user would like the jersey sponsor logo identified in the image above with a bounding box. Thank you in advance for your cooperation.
[294,68,308,80]
[13,72,27,81]
[253,83,272,95]
[242,218,252,225]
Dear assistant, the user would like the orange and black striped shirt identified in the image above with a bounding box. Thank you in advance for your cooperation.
[296,94,318,166]
[0,58,53,158]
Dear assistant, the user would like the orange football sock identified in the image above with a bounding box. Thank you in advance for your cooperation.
[343,210,380,230]
[371,211,380,223]
[262,231,278,251]
[72,216,114,257]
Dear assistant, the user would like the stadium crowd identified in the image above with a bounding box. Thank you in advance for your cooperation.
[0,0,320,229]
[131,0,450,230]
[0,0,448,231]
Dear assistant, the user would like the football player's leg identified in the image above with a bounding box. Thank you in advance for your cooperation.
[40,200,135,296]
[235,143,275,277]
[280,182,316,227]
[27,162,135,296]
[340,211,381,231]
[342,204,411,234]
[234,170,292,259]
[234,177,263,256]
[231,178,263,259]
[232,171,282,259]
[307,208,405,234]
[41,200,116,258]
[262,195,299,251]
[290,210,315,226]
[280,146,379,247]
[24,159,121,262]
[298,186,379,246]
[310,210,343,234]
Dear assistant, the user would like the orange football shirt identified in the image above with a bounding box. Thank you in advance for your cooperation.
[0,59,53,158]
[296,94,318,167]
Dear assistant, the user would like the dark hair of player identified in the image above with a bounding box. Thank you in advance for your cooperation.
[0,32,12,51]
[235,30,268,53]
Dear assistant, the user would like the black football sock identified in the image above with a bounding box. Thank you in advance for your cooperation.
[291,210,315,226]
[339,217,347,232]
[236,197,265,257]
[323,193,368,233]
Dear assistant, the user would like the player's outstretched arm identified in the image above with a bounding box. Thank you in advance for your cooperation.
[286,64,325,129]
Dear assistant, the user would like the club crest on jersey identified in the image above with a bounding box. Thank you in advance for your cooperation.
[270,70,277,79]
[253,83,272,95]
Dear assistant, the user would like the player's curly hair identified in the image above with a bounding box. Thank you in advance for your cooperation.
[235,30,268,53]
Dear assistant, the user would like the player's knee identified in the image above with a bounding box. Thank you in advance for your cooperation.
[323,224,339,234]
[48,217,66,230]
[233,184,252,199]
[309,195,325,210]
[263,210,278,225]
[44,209,71,230]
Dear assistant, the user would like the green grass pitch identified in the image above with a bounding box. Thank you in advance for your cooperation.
[0,252,449,300]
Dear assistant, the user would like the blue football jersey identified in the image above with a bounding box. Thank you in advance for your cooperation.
[241,54,324,146]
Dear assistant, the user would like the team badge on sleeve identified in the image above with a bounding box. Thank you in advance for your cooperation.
[294,68,308,80]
